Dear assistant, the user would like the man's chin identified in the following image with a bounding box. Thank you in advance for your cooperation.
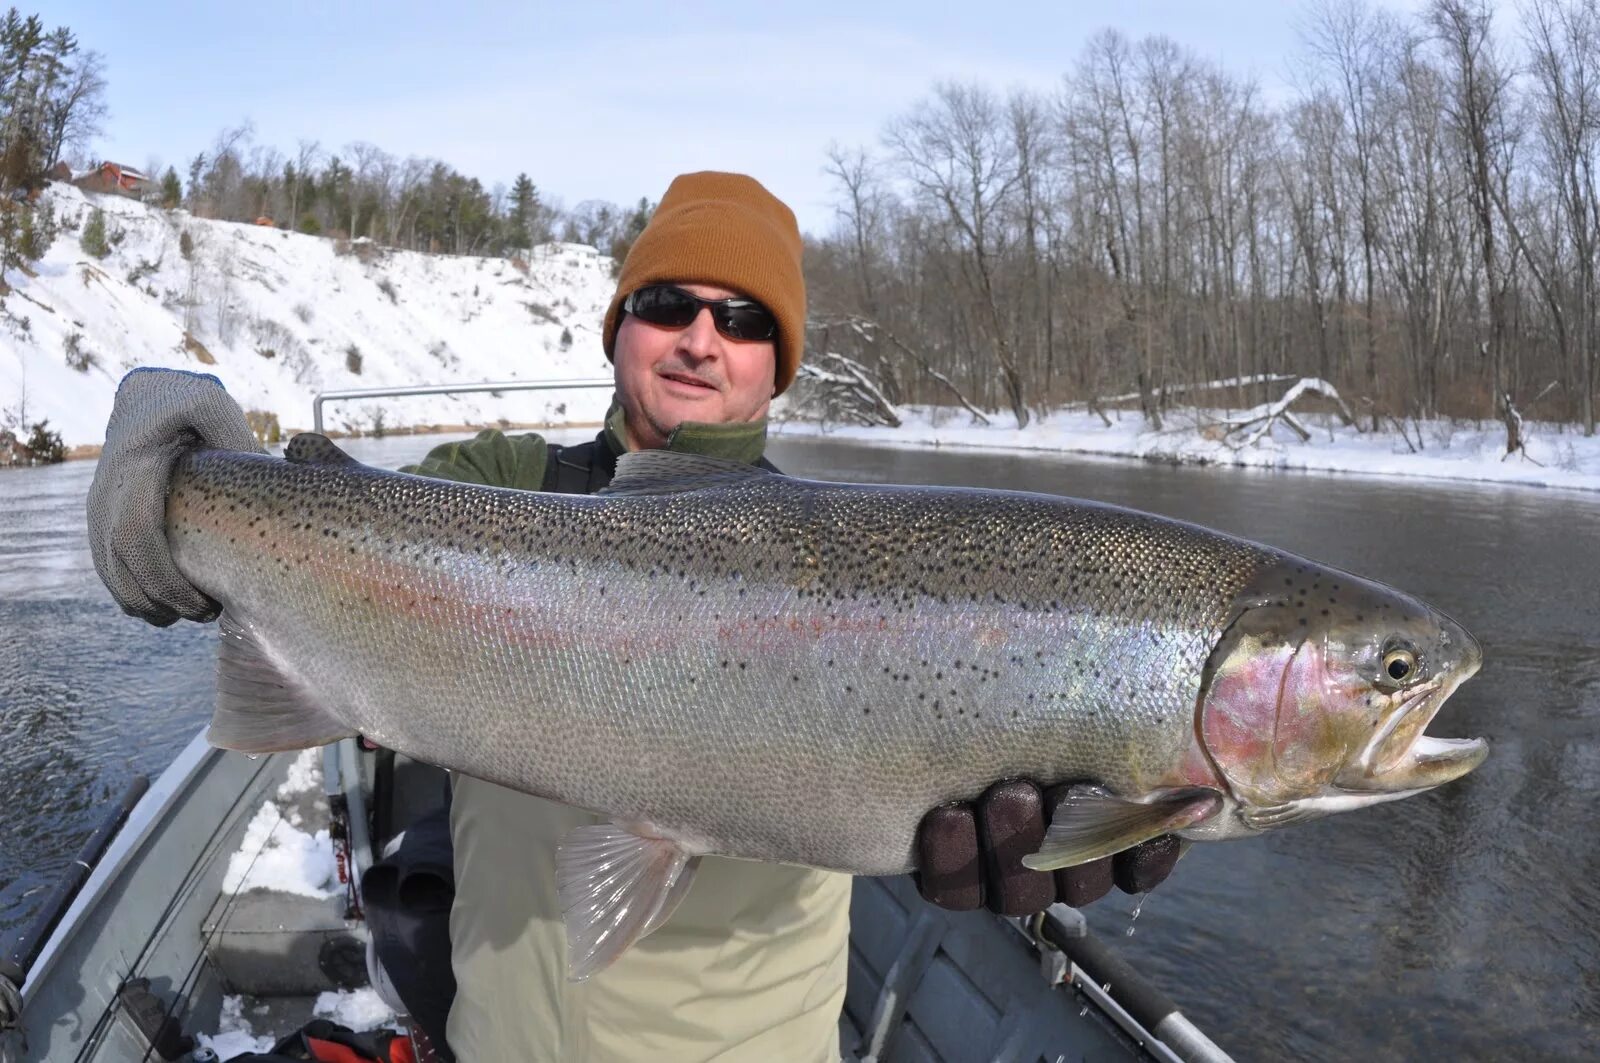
[651,394,721,427]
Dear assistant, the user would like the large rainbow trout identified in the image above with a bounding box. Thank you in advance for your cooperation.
[163,434,1487,977]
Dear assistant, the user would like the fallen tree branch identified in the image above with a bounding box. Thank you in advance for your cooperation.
[1216,377,1355,450]
[1093,373,1298,406]
[792,351,902,428]
[816,315,991,425]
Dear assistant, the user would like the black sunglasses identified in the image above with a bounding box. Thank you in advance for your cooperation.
[622,285,777,342]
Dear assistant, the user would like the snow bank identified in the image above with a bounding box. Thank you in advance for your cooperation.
[2,184,616,447]
[774,403,1600,493]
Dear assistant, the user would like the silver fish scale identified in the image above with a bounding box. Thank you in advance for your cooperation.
[169,453,1281,874]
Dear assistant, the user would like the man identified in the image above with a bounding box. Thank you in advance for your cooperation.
[87,171,1177,1062]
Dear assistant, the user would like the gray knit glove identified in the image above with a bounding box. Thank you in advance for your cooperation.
[87,368,264,626]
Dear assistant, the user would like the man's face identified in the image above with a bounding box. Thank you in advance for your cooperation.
[613,282,777,451]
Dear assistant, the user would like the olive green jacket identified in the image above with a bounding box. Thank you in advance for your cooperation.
[399,401,769,488]
[404,407,851,1063]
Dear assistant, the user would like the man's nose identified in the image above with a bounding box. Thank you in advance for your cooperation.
[675,308,721,360]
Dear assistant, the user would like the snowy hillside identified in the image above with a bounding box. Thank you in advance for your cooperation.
[1,184,618,449]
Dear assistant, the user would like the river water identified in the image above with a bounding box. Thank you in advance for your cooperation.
[2,431,1597,1061]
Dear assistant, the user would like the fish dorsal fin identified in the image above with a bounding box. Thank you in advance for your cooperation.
[601,451,773,496]
[209,612,357,752]
[1021,785,1223,871]
[284,432,361,466]
[555,823,701,980]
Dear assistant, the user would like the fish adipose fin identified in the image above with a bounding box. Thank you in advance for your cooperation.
[556,823,701,981]
[1022,785,1224,871]
[209,612,357,752]
[601,451,773,497]
[284,432,361,466]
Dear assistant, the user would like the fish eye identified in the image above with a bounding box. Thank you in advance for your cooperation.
[1382,647,1418,684]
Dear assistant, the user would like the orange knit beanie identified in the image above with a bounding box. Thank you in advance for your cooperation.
[602,172,806,395]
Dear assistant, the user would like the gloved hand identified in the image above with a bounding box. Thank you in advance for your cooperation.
[916,780,1182,915]
[87,368,264,626]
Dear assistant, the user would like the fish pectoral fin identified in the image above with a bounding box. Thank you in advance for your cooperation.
[601,450,774,496]
[209,612,357,753]
[1022,785,1224,871]
[284,433,361,466]
[556,823,700,981]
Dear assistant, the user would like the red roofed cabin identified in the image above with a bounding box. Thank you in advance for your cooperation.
[74,162,154,199]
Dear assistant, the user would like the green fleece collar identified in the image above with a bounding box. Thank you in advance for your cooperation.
[604,398,768,465]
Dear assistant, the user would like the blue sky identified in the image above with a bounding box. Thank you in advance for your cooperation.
[50,1,1424,235]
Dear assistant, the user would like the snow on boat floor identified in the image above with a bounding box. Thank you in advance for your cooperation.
[196,750,402,1057]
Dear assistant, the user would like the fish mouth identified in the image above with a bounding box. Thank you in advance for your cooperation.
[1337,653,1487,792]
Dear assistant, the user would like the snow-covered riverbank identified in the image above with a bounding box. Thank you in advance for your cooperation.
[774,404,1600,493]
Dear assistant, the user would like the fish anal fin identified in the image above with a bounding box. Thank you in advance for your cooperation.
[284,433,361,466]
[556,823,700,981]
[1022,785,1223,872]
[601,451,772,496]
[209,612,356,753]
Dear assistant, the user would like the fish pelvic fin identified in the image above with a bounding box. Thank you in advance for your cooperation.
[601,451,774,496]
[284,432,361,466]
[209,612,356,753]
[556,823,701,981]
[1022,785,1224,872]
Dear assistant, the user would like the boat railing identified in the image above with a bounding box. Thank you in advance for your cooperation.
[310,378,614,434]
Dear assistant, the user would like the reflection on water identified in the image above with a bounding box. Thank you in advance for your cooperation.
[3,430,1598,1060]
[765,436,1600,1062]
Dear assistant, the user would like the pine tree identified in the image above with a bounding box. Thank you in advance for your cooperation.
[80,206,108,258]
[185,153,205,210]
[160,166,180,209]
[0,14,105,188]
[0,203,19,284]
[509,172,537,249]
[608,197,655,269]
[322,155,351,236]
[19,199,53,261]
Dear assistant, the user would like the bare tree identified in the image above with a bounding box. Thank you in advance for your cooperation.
[39,48,105,168]
[1523,0,1600,434]
[386,155,429,246]
[1306,0,1395,428]
[346,141,390,239]
[886,82,1031,426]
[823,142,886,317]
[1430,0,1517,421]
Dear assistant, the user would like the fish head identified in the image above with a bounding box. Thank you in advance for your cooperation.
[1196,562,1487,829]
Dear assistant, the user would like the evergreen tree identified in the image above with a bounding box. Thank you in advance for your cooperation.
[0,202,19,283]
[0,12,106,187]
[159,166,180,209]
[322,155,350,235]
[508,172,537,249]
[0,199,54,281]
[20,198,51,259]
[185,152,205,209]
[608,196,654,268]
[79,205,107,258]
[25,420,64,464]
